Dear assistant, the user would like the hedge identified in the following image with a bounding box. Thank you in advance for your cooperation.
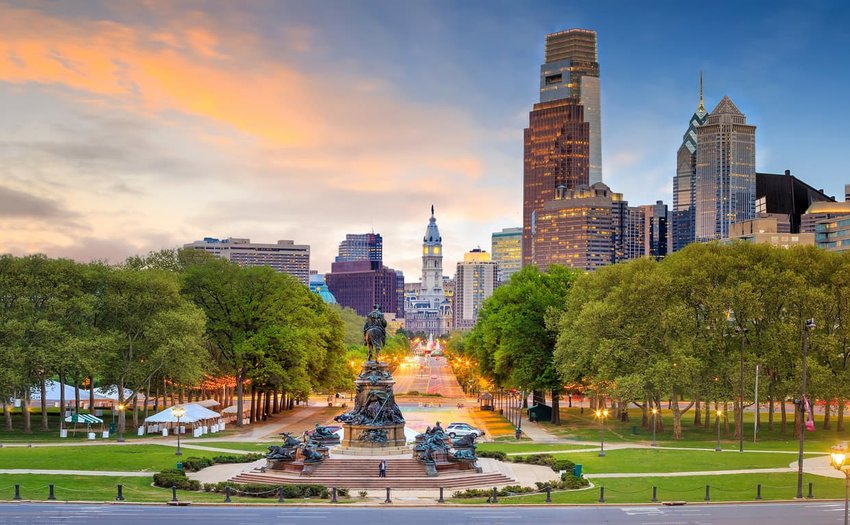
[153,469,201,491]
[202,481,349,499]
[181,453,265,472]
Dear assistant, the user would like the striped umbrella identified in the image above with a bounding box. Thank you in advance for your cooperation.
[64,413,103,424]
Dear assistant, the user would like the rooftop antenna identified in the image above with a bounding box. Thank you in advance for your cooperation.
[698,71,705,112]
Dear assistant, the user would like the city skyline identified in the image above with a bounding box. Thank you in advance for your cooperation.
[2,1,849,278]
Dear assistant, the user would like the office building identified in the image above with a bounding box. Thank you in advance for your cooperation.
[184,237,310,285]
[671,74,709,252]
[453,249,499,332]
[727,218,814,247]
[325,260,404,318]
[694,96,757,241]
[405,207,451,336]
[754,170,835,233]
[335,233,382,263]
[802,201,850,234]
[541,29,602,184]
[491,227,522,284]
[531,182,625,272]
[816,216,850,252]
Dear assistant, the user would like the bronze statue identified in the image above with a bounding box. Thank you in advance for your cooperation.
[363,304,387,362]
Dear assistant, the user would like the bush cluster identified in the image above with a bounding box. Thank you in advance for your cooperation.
[476,450,507,461]
[201,481,348,499]
[153,468,201,491]
[510,453,556,466]
[537,474,589,489]
[181,453,265,472]
[451,485,536,499]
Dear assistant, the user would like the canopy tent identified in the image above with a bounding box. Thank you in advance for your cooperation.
[195,398,220,408]
[64,413,103,424]
[27,381,144,409]
[221,404,250,424]
[142,403,223,436]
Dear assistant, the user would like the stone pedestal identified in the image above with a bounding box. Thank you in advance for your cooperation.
[334,360,406,451]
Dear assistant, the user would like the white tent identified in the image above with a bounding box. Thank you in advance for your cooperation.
[195,398,220,408]
[142,403,223,437]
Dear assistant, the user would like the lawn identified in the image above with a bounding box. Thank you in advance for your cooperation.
[452,472,843,504]
[192,441,278,452]
[477,442,595,454]
[0,444,227,472]
[0,474,349,503]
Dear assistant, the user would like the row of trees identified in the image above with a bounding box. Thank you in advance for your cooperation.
[454,242,850,439]
[0,249,351,433]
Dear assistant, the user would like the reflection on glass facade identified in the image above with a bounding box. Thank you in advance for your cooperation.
[491,227,522,284]
[695,96,756,242]
[816,216,850,252]
[336,233,382,263]
[540,29,602,185]
[671,77,708,252]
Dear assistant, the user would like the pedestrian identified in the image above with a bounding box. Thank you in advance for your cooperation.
[379,459,387,478]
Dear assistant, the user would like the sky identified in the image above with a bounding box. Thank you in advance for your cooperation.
[2,0,849,280]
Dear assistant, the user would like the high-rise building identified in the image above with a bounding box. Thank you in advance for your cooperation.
[816,216,850,252]
[694,96,757,241]
[184,237,310,285]
[541,29,602,184]
[335,233,382,263]
[453,249,498,332]
[641,201,669,259]
[754,170,835,233]
[801,201,850,234]
[404,207,451,336]
[325,260,403,318]
[671,74,709,252]
[531,182,625,272]
[491,227,522,284]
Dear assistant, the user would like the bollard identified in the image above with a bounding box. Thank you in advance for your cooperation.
[331,487,338,503]
[224,486,231,503]
[755,484,762,500]
[171,485,178,502]
[704,485,710,502]
[807,482,813,499]
[651,486,657,503]
[491,486,498,503]
[13,484,21,500]
[545,486,551,503]
[598,486,605,503]
[116,484,124,501]
[278,486,285,503]
[48,484,56,501]
[385,487,392,504]
[438,487,445,503]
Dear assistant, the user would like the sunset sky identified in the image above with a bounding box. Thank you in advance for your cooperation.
[2,0,848,279]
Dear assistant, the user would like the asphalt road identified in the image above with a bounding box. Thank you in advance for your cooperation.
[1,502,847,524]
[393,356,465,398]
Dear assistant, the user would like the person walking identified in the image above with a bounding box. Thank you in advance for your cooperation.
[379,459,387,478]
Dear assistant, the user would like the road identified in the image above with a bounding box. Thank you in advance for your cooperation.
[393,356,465,398]
[1,502,846,524]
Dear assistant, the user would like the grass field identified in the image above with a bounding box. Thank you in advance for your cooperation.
[0,445,224,472]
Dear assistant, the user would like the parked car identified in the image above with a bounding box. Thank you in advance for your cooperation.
[446,422,485,439]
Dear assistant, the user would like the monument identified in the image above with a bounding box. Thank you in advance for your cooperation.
[334,304,407,452]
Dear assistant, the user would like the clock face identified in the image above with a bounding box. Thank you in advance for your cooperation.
[423,246,429,255]
[434,246,441,255]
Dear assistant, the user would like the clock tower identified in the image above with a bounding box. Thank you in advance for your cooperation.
[420,205,445,308]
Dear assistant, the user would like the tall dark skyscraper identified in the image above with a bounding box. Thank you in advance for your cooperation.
[695,96,757,241]
[671,74,708,252]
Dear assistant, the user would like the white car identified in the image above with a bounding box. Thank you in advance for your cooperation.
[446,422,485,439]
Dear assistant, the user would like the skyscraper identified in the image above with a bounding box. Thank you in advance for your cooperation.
[671,74,709,252]
[490,227,522,284]
[184,237,310,285]
[325,260,403,318]
[541,29,602,184]
[695,96,757,241]
[335,233,382,263]
[453,249,498,332]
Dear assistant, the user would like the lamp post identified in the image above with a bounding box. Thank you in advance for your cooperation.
[116,404,125,442]
[715,409,723,452]
[797,318,816,499]
[595,408,609,457]
[172,406,185,456]
[832,444,850,525]
[651,407,658,447]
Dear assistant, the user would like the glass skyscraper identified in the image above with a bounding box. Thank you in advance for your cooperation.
[490,227,522,284]
[671,75,708,252]
[336,233,382,263]
[695,96,756,242]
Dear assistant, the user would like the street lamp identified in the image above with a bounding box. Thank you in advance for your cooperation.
[651,407,658,447]
[715,409,723,452]
[595,408,609,457]
[172,406,186,456]
[797,318,816,499]
[116,404,125,442]
[833,444,850,525]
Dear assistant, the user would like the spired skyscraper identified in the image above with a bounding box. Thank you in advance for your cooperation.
[694,96,757,241]
[671,74,709,252]
[523,28,600,266]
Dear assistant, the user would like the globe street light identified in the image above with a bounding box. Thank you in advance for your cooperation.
[832,443,850,525]
[595,408,609,457]
[172,406,186,456]
[715,409,723,452]
[651,408,658,447]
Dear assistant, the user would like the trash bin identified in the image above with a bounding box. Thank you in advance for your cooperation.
[572,464,583,477]
[631,425,638,435]
[109,422,117,434]
[176,462,183,470]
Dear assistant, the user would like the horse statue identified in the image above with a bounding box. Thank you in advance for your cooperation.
[363,304,387,362]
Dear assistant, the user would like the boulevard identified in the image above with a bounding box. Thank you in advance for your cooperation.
[1,502,846,525]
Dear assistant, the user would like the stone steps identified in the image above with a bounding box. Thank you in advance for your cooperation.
[230,471,514,489]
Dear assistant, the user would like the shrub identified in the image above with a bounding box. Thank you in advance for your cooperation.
[181,457,214,472]
[511,454,555,466]
[551,459,575,472]
[451,485,535,499]
[204,481,332,499]
[477,450,507,461]
[536,474,589,490]
[181,453,264,472]
[358,490,368,498]
[153,469,201,491]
